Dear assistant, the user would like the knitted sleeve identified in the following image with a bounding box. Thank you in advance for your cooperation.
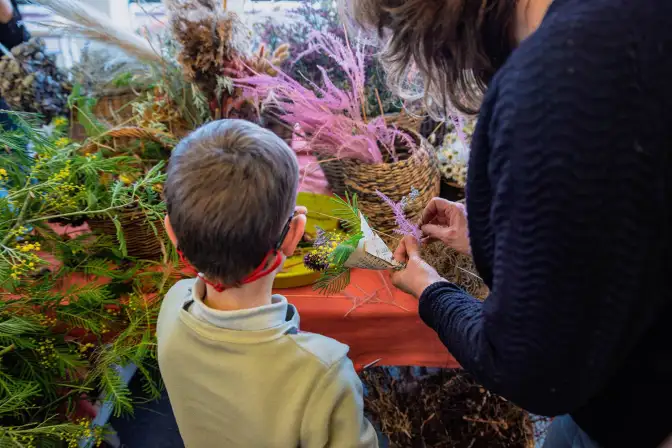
[418,7,669,416]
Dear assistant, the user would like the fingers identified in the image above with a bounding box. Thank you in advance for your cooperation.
[393,237,409,263]
[420,198,440,227]
[394,235,420,263]
[294,206,308,216]
[421,224,452,242]
[403,235,420,258]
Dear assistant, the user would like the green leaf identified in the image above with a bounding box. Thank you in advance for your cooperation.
[68,83,107,138]
[111,71,134,88]
[111,215,128,257]
[313,266,351,295]
[331,192,361,233]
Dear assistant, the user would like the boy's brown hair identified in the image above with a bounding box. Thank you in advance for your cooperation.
[165,119,299,285]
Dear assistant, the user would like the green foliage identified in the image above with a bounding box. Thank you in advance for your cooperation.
[313,266,351,296]
[331,192,361,233]
[0,111,178,447]
[310,193,367,295]
[68,83,107,138]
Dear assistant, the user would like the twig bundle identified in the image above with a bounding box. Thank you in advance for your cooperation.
[421,241,489,299]
[362,368,534,448]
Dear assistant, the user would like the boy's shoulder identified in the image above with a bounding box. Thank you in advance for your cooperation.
[286,330,350,370]
[157,279,195,340]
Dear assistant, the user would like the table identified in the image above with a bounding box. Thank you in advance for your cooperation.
[277,269,459,370]
[47,222,458,370]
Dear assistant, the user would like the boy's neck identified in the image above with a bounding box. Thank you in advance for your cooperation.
[203,276,275,311]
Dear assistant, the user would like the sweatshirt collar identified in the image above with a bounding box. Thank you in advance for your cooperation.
[188,277,293,331]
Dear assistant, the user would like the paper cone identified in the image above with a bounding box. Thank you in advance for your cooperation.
[343,214,401,270]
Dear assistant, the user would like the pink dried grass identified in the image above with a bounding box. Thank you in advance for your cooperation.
[236,31,417,163]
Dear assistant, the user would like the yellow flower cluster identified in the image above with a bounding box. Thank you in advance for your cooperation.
[10,225,30,236]
[50,161,71,183]
[10,241,42,280]
[37,314,57,327]
[106,307,121,317]
[304,232,348,271]
[9,433,36,448]
[52,117,68,128]
[0,168,7,181]
[35,337,59,369]
[46,182,83,212]
[54,137,71,148]
[66,418,103,448]
[79,342,95,353]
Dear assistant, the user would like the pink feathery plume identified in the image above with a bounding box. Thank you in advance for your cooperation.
[376,190,422,241]
[235,30,418,164]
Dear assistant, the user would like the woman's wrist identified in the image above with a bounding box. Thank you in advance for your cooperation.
[411,272,446,298]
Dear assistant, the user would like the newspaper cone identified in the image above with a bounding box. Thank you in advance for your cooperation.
[343,214,401,270]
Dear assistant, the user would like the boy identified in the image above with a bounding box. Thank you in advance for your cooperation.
[157,120,378,447]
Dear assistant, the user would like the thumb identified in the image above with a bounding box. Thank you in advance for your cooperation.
[421,224,452,241]
[402,235,421,258]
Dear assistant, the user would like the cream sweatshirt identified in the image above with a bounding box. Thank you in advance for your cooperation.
[156,278,378,448]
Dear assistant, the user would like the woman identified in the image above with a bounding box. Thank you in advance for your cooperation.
[0,0,30,128]
[0,0,29,50]
[346,0,672,447]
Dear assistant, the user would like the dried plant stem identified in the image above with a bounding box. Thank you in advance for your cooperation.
[375,89,386,124]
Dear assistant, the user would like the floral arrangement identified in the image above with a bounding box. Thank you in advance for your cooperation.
[303,190,420,294]
[238,31,417,163]
[436,115,476,188]
[166,0,290,121]
[0,114,175,447]
[253,0,401,117]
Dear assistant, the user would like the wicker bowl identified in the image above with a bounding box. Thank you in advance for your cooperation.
[92,88,139,126]
[88,208,165,260]
[314,112,423,196]
[342,137,440,237]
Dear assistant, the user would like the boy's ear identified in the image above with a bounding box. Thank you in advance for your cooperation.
[164,215,178,247]
[280,214,307,257]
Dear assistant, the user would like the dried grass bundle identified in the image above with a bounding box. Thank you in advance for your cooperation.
[362,368,534,448]
[421,241,488,299]
[167,0,251,96]
[33,0,162,65]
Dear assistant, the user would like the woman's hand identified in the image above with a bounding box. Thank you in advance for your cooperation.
[420,198,470,255]
[390,235,444,298]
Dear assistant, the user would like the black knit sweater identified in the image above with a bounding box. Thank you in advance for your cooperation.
[418,0,672,446]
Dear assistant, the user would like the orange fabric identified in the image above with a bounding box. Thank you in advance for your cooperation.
[277,269,459,370]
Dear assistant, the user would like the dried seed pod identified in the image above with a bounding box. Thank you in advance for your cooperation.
[0,38,72,121]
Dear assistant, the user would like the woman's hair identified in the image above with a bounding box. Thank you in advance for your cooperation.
[345,0,517,115]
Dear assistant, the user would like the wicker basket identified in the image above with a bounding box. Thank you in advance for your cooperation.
[79,127,177,165]
[316,154,347,196]
[88,208,165,260]
[314,112,422,196]
[385,111,422,133]
[92,88,140,126]
[81,127,174,261]
[342,137,441,238]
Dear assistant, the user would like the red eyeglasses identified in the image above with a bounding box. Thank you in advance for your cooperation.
[178,216,294,292]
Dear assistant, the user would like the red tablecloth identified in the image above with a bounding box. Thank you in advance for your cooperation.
[278,269,458,370]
